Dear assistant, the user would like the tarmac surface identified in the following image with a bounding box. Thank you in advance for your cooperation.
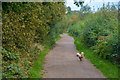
[43,33,105,78]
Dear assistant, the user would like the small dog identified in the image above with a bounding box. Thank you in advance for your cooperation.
[76,52,84,61]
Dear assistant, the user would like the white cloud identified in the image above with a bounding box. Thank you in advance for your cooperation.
[65,0,119,11]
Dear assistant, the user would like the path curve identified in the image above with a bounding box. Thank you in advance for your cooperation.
[43,33,105,78]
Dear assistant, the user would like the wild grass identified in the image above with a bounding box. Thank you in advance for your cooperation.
[29,48,50,78]
[29,35,62,78]
[55,36,62,41]
[70,34,118,79]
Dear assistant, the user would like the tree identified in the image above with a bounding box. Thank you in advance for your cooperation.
[67,6,72,14]
[80,4,91,13]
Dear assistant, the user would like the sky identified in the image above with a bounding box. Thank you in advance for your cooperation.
[65,0,119,11]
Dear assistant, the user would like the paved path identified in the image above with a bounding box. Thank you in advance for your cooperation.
[43,33,105,78]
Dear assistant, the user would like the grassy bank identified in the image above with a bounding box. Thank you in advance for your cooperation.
[29,36,62,78]
[29,48,50,78]
[55,36,61,41]
[70,34,118,79]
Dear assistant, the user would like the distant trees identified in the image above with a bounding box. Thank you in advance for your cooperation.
[80,4,91,13]
[67,6,72,14]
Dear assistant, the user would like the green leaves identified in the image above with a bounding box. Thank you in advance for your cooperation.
[68,3,118,64]
[2,2,66,78]
[2,49,17,61]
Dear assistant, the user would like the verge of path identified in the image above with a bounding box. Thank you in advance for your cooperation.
[43,33,105,78]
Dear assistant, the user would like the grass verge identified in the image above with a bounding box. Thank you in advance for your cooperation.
[29,35,62,78]
[55,36,61,41]
[70,34,118,79]
[29,48,50,78]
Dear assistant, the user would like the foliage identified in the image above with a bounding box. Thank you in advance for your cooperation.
[2,2,66,78]
[2,48,30,78]
[80,4,91,13]
[68,3,119,64]
[55,36,62,41]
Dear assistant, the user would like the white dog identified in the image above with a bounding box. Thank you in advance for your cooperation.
[76,52,84,61]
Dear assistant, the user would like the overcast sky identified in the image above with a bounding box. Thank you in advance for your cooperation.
[65,0,119,11]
